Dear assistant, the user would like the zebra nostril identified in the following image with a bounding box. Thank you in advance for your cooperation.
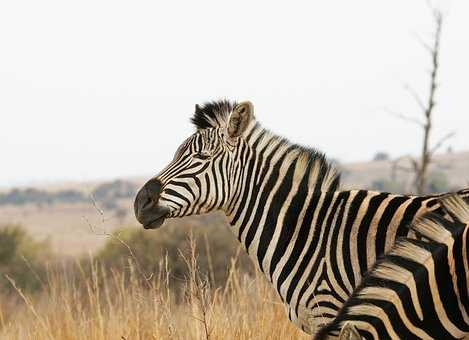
[134,187,151,218]
[144,179,162,203]
[145,187,154,204]
[142,193,153,209]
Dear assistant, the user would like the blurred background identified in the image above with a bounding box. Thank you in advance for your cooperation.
[0,1,468,338]
[1,0,468,252]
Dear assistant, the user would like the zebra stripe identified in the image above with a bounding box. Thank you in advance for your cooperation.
[224,118,467,333]
[315,194,469,340]
[134,100,469,335]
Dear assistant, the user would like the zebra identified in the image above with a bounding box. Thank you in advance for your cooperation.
[315,194,469,340]
[134,99,469,335]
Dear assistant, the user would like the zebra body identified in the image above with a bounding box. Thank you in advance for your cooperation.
[227,182,467,333]
[134,100,469,335]
[316,194,469,340]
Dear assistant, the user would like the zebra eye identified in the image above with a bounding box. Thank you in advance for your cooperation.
[193,152,211,160]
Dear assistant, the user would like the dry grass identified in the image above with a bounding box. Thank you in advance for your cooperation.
[0,238,308,340]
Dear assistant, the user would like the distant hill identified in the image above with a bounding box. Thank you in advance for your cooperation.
[0,150,467,256]
[0,179,139,210]
[1,150,467,208]
[341,150,469,193]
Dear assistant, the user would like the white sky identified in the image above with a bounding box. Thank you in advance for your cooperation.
[0,0,468,187]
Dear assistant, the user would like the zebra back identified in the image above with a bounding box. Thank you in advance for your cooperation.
[315,194,469,340]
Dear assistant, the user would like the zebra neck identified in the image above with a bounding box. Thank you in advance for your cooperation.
[225,122,339,216]
[224,122,339,276]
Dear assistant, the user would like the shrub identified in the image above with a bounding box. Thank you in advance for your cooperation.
[92,180,138,210]
[95,214,254,290]
[426,171,450,193]
[373,151,390,161]
[371,178,405,193]
[0,248,305,340]
[0,225,50,292]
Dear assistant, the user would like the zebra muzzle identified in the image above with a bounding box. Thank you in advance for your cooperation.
[134,179,170,229]
[141,208,169,229]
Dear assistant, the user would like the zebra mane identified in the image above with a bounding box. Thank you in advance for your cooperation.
[252,125,341,193]
[191,99,341,192]
[191,99,237,130]
[279,139,341,193]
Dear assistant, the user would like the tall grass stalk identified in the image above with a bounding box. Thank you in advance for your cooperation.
[0,241,307,340]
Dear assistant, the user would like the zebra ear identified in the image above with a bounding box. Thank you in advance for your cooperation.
[227,101,254,138]
[339,322,362,340]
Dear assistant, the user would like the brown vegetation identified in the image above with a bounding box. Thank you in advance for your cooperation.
[0,234,306,340]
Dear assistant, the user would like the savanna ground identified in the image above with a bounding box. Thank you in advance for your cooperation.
[0,250,306,340]
[0,208,308,340]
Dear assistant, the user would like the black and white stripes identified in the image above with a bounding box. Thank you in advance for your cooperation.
[315,194,469,340]
[134,100,469,335]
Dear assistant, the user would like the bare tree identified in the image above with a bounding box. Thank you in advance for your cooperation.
[387,6,454,194]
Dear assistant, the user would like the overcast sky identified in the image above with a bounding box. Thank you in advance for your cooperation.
[0,0,468,187]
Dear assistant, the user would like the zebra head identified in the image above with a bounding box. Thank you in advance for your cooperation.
[134,100,254,229]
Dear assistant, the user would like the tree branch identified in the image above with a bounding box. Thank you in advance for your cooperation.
[403,84,426,112]
[382,108,424,127]
[411,32,433,54]
[429,131,455,156]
